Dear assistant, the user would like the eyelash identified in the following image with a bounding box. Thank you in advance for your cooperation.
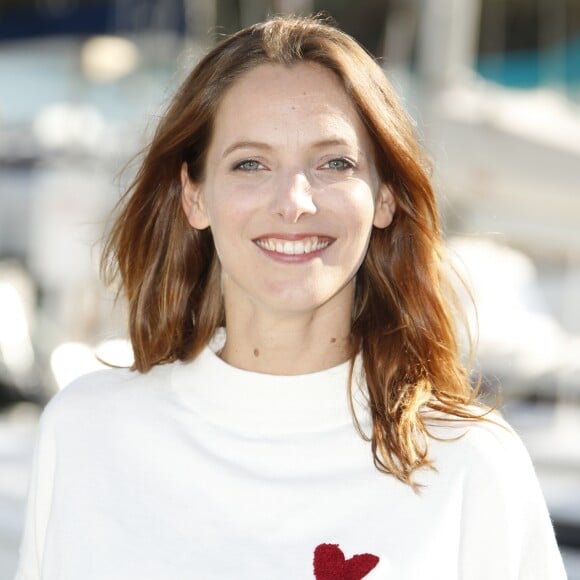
[232,157,356,172]
[323,157,355,171]
[233,159,263,171]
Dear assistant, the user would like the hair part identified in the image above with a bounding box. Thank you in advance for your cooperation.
[102,14,489,487]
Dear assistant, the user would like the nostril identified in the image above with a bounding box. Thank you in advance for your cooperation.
[270,175,317,221]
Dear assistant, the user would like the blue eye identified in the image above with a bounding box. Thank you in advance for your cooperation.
[324,158,354,170]
[234,159,263,171]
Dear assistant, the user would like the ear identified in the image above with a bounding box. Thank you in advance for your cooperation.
[373,183,396,228]
[181,163,210,230]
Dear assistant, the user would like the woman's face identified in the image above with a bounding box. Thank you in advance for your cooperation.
[182,62,394,319]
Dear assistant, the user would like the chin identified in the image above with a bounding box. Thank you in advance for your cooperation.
[260,283,353,316]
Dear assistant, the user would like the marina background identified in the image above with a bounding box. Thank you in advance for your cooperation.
[0,0,579,577]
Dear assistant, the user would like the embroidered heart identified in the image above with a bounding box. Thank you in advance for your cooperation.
[313,543,379,580]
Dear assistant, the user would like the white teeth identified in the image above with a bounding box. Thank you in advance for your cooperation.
[256,236,331,255]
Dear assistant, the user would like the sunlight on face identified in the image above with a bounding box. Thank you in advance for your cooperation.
[182,62,394,319]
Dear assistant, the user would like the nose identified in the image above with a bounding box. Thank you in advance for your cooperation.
[269,172,317,223]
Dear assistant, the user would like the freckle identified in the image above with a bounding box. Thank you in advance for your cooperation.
[330,337,337,344]
[253,348,260,357]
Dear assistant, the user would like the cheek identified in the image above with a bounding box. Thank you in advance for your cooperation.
[334,182,378,230]
[205,198,255,265]
[209,179,261,219]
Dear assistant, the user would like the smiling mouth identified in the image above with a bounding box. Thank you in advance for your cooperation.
[254,236,333,256]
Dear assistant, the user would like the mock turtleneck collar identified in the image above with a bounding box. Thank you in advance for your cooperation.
[170,330,370,436]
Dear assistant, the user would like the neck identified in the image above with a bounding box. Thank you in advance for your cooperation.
[220,304,353,376]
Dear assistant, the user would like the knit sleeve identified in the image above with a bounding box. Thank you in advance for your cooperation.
[456,420,567,579]
[14,401,58,580]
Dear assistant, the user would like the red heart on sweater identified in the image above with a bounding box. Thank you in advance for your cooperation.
[313,543,379,580]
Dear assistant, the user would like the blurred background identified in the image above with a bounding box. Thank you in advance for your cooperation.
[0,0,579,577]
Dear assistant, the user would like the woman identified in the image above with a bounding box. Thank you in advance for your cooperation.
[17,15,565,580]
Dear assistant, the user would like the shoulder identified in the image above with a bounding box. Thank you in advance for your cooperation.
[424,406,521,449]
[421,407,551,528]
[45,366,141,412]
[423,408,536,483]
[39,363,176,431]
[422,410,565,577]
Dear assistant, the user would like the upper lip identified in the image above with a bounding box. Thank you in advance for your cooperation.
[253,234,335,255]
[252,233,334,242]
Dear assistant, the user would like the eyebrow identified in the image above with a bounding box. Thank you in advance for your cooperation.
[311,138,358,150]
[222,138,363,158]
[222,141,273,158]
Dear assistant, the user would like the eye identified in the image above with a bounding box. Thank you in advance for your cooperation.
[233,159,264,171]
[322,158,355,171]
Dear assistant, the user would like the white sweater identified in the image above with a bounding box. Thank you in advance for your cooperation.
[16,339,566,579]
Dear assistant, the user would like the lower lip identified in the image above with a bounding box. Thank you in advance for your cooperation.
[254,242,333,263]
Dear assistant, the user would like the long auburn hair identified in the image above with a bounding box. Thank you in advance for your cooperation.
[102,15,486,486]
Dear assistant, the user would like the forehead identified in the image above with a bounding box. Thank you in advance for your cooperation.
[211,62,369,146]
[221,61,349,103]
